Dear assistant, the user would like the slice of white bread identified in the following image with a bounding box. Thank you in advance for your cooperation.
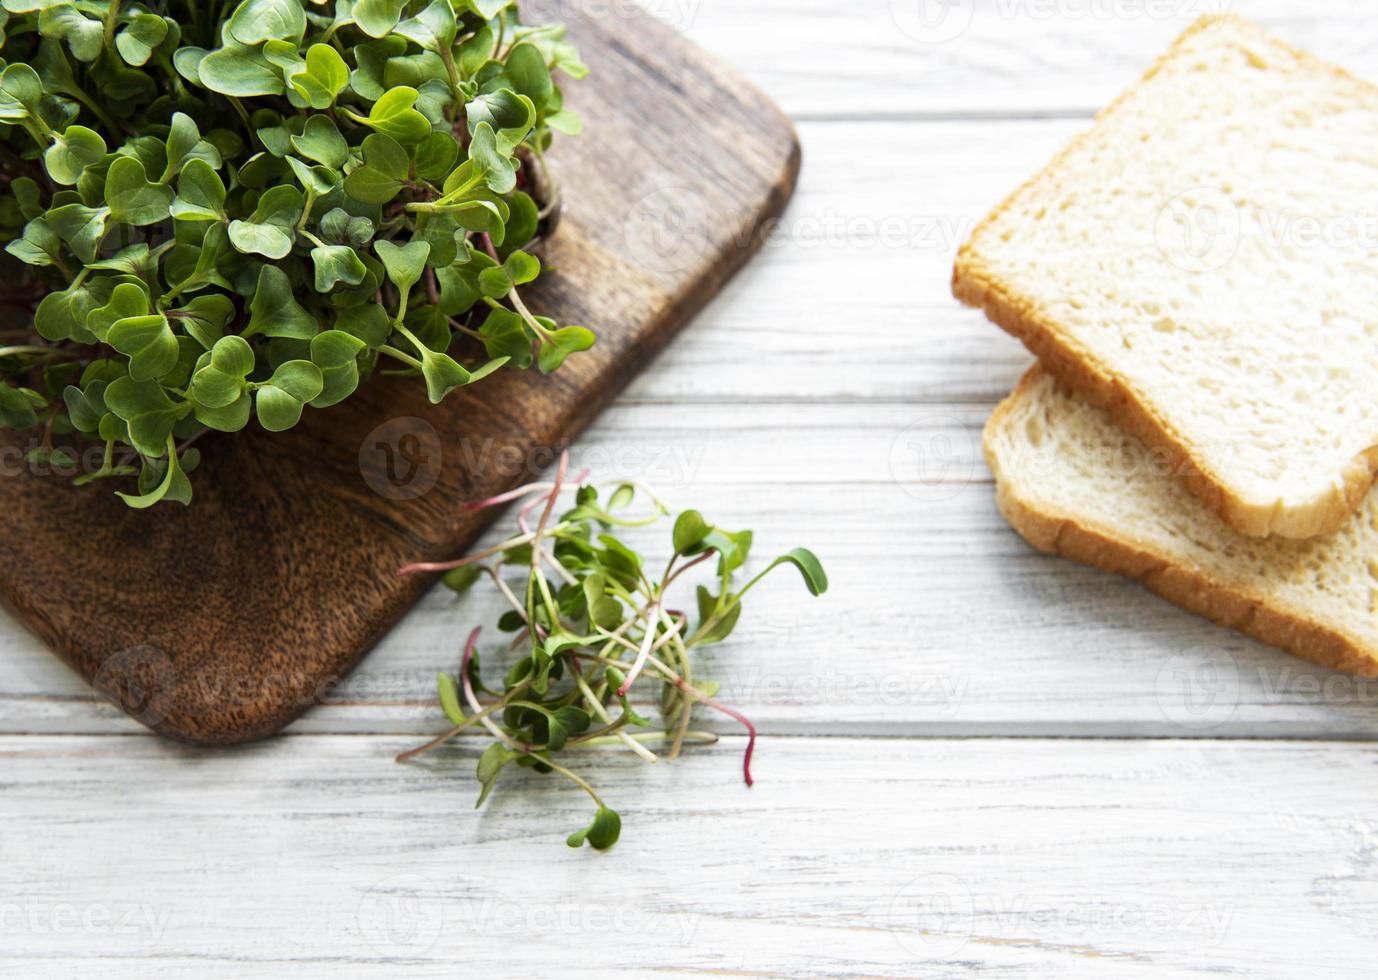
[955,15,1378,541]
[985,367,1378,677]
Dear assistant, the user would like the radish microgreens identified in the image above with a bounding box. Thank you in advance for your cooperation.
[0,0,591,506]
[398,454,829,851]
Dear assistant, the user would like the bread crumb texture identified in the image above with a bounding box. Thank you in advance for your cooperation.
[986,368,1378,677]
[956,16,1378,540]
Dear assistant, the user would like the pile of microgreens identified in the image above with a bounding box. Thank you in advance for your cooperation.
[397,453,828,851]
[0,0,590,507]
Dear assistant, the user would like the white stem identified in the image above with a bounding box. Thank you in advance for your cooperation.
[574,672,657,764]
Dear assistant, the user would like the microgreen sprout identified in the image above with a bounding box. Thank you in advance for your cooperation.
[0,0,592,506]
[397,452,829,850]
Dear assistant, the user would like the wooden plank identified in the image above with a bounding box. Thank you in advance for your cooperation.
[622,117,1074,405]
[1,734,1375,978]
[0,2,800,745]
[7,405,1378,738]
[674,0,1378,119]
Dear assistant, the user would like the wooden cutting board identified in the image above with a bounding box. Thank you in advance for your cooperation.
[0,2,799,744]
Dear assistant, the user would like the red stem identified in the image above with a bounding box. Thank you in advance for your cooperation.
[679,679,758,788]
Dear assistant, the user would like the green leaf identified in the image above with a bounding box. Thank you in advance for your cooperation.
[567,806,621,851]
[177,295,235,349]
[108,314,179,382]
[115,13,168,67]
[375,239,430,293]
[673,510,711,555]
[506,250,540,285]
[475,742,519,808]
[5,219,62,268]
[38,4,105,63]
[336,304,391,348]
[441,565,483,595]
[538,325,595,374]
[198,42,286,97]
[43,124,105,185]
[164,112,215,178]
[105,156,173,226]
[460,0,509,17]
[104,377,191,458]
[297,43,344,102]
[0,385,45,430]
[350,86,432,144]
[116,436,193,509]
[170,224,233,295]
[695,586,743,645]
[227,0,306,45]
[480,249,540,298]
[505,43,553,110]
[63,383,104,433]
[476,306,531,368]
[45,202,108,263]
[172,45,208,86]
[413,131,459,182]
[228,221,293,259]
[477,265,509,299]
[34,284,97,342]
[466,88,535,148]
[498,192,538,257]
[343,132,408,205]
[413,211,462,267]
[353,0,405,38]
[546,108,583,136]
[294,43,348,107]
[309,330,366,407]
[0,63,43,118]
[286,156,339,195]
[394,0,458,49]
[418,350,493,405]
[321,209,376,249]
[598,534,643,588]
[310,244,368,292]
[437,672,466,726]
[87,282,149,342]
[228,184,303,259]
[343,169,401,206]
[349,35,407,101]
[247,265,317,340]
[705,527,753,575]
[467,121,515,194]
[11,178,42,221]
[194,390,252,432]
[257,120,294,157]
[189,335,255,408]
[255,360,323,431]
[290,114,348,169]
[761,548,830,597]
[170,159,227,221]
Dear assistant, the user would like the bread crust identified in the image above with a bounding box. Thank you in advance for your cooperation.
[984,370,1378,679]
[954,15,1378,542]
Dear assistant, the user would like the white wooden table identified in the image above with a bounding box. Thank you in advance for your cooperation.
[5,3,1378,976]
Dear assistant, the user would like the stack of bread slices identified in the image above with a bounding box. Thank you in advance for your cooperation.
[954,16,1378,676]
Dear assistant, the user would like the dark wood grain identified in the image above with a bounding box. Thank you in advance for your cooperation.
[0,3,800,744]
